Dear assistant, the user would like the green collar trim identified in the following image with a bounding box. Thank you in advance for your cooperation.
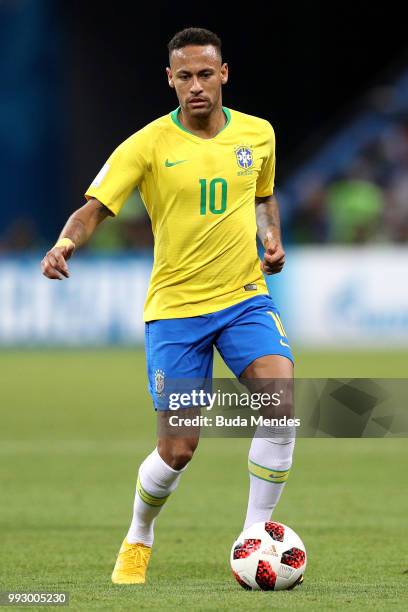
[170,106,231,138]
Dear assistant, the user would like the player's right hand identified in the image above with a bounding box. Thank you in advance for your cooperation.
[41,242,74,280]
[261,232,285,275]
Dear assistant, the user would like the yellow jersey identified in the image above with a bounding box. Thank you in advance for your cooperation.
[85,107,275,321]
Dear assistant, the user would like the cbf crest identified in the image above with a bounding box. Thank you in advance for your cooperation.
[154,369,165,396]
[234,145,254,170]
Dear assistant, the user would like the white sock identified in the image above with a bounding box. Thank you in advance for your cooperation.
[127,448,186,546]
[244,431,295,529]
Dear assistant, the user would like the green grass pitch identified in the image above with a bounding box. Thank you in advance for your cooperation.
[0,349,407,610]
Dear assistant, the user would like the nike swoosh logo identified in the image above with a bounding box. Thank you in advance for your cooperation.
[280,339,291,348]
[165,159,187,167]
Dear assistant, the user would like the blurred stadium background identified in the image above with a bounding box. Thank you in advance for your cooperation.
[1,1,408,350]
[0,1,407,609]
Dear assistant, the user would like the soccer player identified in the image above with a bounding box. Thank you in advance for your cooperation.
[41,27,295,585]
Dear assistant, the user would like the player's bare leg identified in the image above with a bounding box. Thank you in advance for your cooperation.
[240,355,295,529]
[112,429,199,585]
[157,432,200,470]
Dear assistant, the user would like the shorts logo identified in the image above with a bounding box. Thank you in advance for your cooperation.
[154,369,165,395]
[235,145,254,169]
[280,339,291,348]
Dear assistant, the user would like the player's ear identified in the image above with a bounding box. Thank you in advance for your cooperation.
[166,67,175,88]
[221,62,228,85]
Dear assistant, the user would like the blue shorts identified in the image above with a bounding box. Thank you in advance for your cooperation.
[145,294,294,410]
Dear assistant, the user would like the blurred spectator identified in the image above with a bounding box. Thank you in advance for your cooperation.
[290,111,408,244]
[326,176,384,243]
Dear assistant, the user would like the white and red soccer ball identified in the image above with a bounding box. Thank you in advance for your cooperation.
[230,521,307,591]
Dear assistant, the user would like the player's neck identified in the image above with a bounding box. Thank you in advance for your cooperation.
[178,105,226,139]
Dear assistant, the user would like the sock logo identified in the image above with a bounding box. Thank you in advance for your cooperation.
[154,369,165,395]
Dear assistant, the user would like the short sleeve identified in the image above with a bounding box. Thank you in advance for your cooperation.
[84,130,149,216]
[255,121,276,197]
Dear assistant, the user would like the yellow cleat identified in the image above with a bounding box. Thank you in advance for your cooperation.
[111,538,152,585]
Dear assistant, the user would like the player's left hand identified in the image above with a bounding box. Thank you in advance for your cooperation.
[261,232,285,275]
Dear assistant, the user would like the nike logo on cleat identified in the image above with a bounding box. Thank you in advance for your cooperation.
[165,159,187,167]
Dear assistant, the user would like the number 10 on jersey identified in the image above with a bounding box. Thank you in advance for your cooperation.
[199,178,228,215]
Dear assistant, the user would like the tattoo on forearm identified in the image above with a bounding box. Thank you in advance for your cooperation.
[59,201,110,248]
[256,199,281,245]
[61,217,89,247]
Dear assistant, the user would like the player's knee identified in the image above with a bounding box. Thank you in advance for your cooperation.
[171,448,194,470]
[158,439,198,470]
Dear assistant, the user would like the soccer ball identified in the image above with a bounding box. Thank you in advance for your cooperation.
[230,521,306,591]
